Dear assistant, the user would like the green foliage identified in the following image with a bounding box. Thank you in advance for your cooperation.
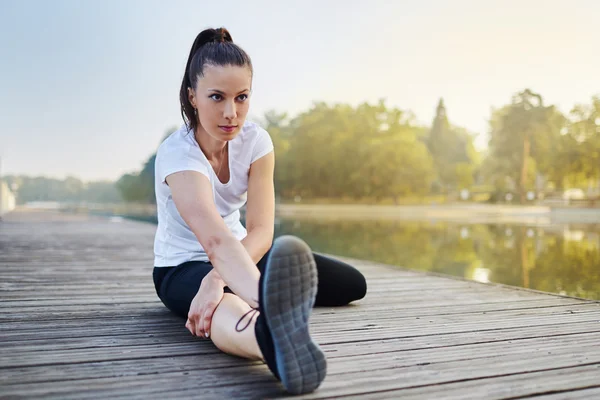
[264,100,437,201]
[115,154,157,203]
[562,97,600,185]
[483,91,600,200]
[114,127,177,203]
[427,99,478,191]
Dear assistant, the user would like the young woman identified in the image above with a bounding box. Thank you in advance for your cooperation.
[152,27,367,395]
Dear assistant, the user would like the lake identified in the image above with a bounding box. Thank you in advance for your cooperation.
[273,217,600,300]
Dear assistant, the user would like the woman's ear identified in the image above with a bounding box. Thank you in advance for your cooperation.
[187,87,196,109]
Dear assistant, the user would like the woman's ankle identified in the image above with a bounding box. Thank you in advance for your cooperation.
[253,313,280,379]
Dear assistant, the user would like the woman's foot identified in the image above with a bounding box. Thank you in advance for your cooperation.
[254,235,327,394]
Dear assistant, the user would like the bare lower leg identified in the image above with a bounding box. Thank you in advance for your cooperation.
[210,293,263,360]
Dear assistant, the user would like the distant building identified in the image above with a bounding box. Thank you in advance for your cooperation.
[0,181,16,216]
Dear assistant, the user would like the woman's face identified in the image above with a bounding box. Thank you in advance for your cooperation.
[188,64,252,141]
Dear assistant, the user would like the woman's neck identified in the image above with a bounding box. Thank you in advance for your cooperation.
[194,127,227,161]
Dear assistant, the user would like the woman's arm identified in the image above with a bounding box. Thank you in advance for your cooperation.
[241,151,275,263]
[166,171,260,308]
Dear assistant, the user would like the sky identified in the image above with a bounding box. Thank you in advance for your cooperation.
[0,0,598,181]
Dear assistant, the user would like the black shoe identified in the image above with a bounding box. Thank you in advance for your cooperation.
[248,235,327,394]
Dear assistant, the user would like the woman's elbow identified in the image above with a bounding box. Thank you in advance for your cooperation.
[204,234,238,263]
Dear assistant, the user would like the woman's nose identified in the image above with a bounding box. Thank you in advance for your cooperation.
[223,101,237,119]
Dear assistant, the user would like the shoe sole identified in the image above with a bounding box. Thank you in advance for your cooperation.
[262,235,327,394]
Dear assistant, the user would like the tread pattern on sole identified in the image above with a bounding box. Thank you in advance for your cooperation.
[262,237,327,395]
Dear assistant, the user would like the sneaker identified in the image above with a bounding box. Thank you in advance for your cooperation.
[247,235,327,394]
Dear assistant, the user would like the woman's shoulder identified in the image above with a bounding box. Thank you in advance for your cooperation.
[237,121,274,163]
[241,121,268,137]
[154,125,211,180]
[238,120,270,141]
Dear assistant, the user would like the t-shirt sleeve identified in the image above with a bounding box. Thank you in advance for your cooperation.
[251,127,274,164]
[156,143,210,184]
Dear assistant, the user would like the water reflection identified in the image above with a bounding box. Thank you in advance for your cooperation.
[274,218,600,300]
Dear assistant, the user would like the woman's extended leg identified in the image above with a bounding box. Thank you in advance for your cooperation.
[312,253,367,306]
[256,250,367,307]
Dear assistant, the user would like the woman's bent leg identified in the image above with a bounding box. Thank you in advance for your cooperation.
[210,293,263,360]
[153,261,214,319]
[155,263,263,360]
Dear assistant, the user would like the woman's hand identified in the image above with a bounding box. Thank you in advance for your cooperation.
[185,271,225,339]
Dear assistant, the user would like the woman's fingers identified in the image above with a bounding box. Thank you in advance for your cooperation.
[186,316,205,338]
[194,318,204,337]
[185,318,194,335]
[203,307,214,338]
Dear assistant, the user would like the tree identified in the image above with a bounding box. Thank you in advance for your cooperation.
[486,89,564,202]
[262,111,292,198]
[427,99,477,193]
[273,100,436,201]
[364,112,435,202]
[563,96,600,189]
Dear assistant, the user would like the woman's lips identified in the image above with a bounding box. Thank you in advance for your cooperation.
[219,125,237,133]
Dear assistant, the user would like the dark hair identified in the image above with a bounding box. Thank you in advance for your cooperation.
[179,27,253,133]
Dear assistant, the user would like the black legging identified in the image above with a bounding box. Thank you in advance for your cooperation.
[153,249,367,319]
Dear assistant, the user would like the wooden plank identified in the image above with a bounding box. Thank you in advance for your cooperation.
[533,387,600,400]
[0,288,555,303]
[1,299,592,324]
[2,324,597,385]
[322,366,600,400]
[2,318,598,362]
[280,355,600,399]
[1,305,598,342]
[2,322,600,372]
[2,326,598,370]
[0,296,565,312]
[1,305,599,348]
[3,339,600,399]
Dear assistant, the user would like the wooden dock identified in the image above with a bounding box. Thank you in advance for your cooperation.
[1,209,599,399]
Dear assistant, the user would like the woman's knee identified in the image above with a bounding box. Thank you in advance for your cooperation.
[335,266,367,305]
[313,254,367,306]
[350,268,367,302]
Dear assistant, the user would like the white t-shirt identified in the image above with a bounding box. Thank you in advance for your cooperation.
[153,120,274,267]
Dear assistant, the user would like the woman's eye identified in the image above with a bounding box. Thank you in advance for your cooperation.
[210,94,222,101]
[237,94,248,102]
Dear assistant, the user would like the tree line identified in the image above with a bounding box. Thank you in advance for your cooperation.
[6,89,599,205]
[266,90,599,203]
[2,175,121,204]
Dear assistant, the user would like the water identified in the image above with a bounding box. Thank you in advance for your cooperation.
[274,218,600,300]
